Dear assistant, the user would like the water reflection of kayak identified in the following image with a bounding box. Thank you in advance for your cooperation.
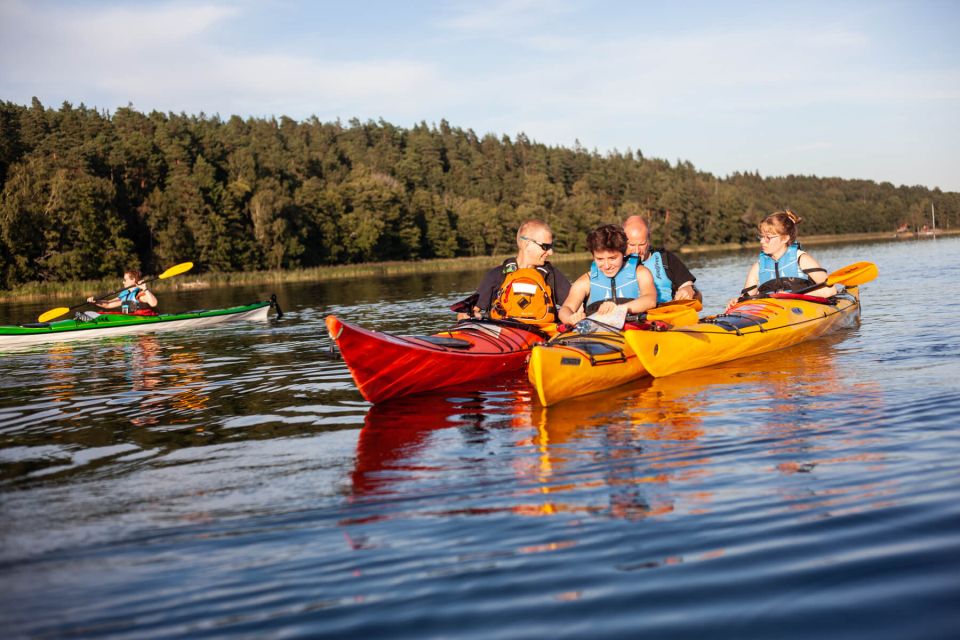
[629,289,861,378]
[0,299,279,348]
[352,384,531,496]
[326,315,554,404]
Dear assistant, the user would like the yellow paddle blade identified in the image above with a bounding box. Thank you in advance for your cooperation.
[656,298,703,312]
[646,305,699,326]
[644,299,702,324]
[37,307,71,323]
[827,261,878,287]
[159,261,194,279]
[670,308,700,326]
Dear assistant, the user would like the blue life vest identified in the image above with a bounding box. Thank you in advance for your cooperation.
[118,287,142,314]
[757,243,810,289]
[639,250,673,304]
[588,254,640,308]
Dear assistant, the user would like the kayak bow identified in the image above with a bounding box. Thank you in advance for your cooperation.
[327,315,555,404]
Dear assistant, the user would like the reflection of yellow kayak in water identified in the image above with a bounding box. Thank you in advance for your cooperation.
[627,289,862,378]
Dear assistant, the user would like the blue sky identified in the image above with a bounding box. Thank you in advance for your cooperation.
[2,0,958,191]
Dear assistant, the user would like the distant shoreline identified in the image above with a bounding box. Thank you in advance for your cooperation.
[675,228,959,254]
[3,229,956,303]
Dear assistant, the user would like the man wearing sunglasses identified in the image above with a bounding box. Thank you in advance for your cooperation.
[453,219,572,323]
[623,215,701,304]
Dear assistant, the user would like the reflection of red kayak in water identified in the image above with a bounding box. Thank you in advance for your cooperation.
[352,384,530,497]
[326,315,553,404]
[352,397,455,497]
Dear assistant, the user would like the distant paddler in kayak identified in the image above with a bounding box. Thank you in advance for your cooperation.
[453,219,572,326]
[623,215,702,303]
[87,269,159,315]
[557,224,657,327]
[36,262,193,323]
[728,209,834,308]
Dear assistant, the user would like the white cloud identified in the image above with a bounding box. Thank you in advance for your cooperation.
[438,0,581,34]
[0,1,237,55]
[76,3,237,48]
[0,0,443,119]
[434,22,958,125]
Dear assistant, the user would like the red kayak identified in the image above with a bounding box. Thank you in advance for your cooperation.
[326,315,555,404]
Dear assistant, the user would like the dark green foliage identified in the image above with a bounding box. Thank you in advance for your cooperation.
[0,98,957,289]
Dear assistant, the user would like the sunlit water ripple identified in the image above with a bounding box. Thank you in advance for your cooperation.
[1,238,959,638]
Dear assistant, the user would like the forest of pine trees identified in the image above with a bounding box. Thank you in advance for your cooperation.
[1,98,956,290]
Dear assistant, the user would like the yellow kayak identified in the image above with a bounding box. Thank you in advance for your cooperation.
[627,289,862,378]
[528,301,701,406]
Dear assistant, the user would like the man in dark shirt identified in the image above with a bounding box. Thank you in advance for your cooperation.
[623,215,701,303]
[455,219,572,320]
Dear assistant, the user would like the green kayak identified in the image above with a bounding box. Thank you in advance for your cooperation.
[0,298,281,348]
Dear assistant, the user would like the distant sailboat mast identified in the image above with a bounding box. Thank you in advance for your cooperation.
[931,203,936,232]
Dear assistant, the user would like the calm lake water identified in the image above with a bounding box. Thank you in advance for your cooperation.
[2,237,959,639]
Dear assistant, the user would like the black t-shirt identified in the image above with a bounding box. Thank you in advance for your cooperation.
[475,259,572,313]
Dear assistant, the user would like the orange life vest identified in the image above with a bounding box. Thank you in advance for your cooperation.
[490,267,557,324]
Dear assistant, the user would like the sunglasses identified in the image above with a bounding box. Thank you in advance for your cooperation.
[521,236,554,251]
[757,233,783,242]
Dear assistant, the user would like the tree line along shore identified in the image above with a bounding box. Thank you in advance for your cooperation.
[1,98,956,296]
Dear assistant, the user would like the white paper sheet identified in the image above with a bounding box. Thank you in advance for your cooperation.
[584,303,628,329]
